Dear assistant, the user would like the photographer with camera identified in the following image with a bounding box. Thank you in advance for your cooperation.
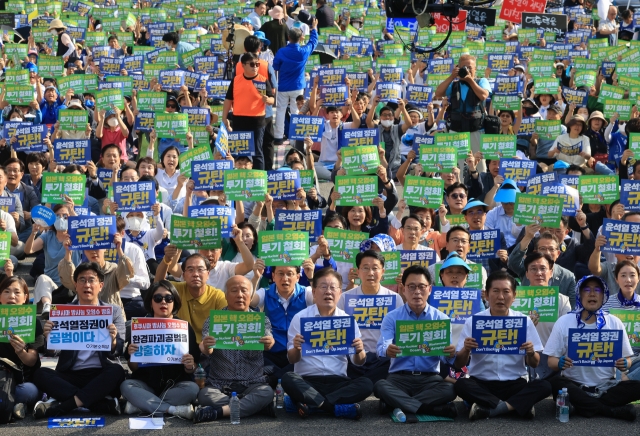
[435,54,492,173]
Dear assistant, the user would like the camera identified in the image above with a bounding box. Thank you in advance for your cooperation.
[458,66,469,78]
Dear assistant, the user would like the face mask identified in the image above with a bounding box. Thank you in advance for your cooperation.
[107,118,118,127]
[381,120,393,127]
[85,100,94,108]
[127,216,143,232]
[165,43,172,49]
[523,107,537,116]
[50,30,58,36]
[10,118,22,122]
[54,216,68,231]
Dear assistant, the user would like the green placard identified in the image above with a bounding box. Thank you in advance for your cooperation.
[588,38,609,50]
[381,251,402,286]
[95,88,124,111]
[598,84,626,103]
[299,169,315,190]
[532,48,555,62]
[258,230,309,266]
[342,145,379,175]
[4,43,27,61]
[105,76,133,97]
[573,58,599,72]
[481,134,517,160]
[323,229,368,263]
[518,28,537,44]
[403,175,444,208]
[4,84,33,105]
[419,145,456,172]
[37,54,64,77]
[137,91,167,112]
[535,119,562,140]
[57,75,85,96]
[514,193,563,228]
[610,310,640,347]
[59,109,88,131]
[485,26,503,41]
[513,286,559,323]
[534,77,560,95]
[615,63,640,76]
[154,112,188,140]
[620,48,640,62]
[0,232,10,268]
[178,147,212,178]
[574,71,597,88]
[435,132,470,159]
[395,319,450,356]
[335,175,377,206]
[5,69,29,86]
[170,215,221,249]
[578,175,620,204]
[492,94,521,111]
[41,173,86,205]
[156,51,178,66]
[0,304,37,342]
[629,133,640,156]
[224,169,268,201]
[181,47,202,68]
[602,98,633,119]
[208,310,265,350]
[83,75,98,92]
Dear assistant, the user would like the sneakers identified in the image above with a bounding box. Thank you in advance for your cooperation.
[92,397,120,415]
[468,403,490,421]
[283,395,296,413]
[123,401,141,415]
[41,302,51,320]
[524,406,535,420]
[13,403,25,419]
[431,402,458,419]
[171,404,194,420]
[193,405,218,424]
[334,403,362,420]
[261,401,277,418]
[295,402,310,418]
[610,405,637,422]
[33,399,61,419]
[379,399,390,415]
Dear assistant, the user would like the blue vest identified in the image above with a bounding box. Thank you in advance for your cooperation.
[264,283,308,353]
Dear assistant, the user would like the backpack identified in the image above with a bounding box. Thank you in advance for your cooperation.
[0,359,18,424]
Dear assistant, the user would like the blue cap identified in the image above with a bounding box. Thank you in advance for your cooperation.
[494,178,518,203]
[360,234,396,252]
[25,62,38,73]
[462,198,487,213]
[440,252,471,272]
[553,160,570,170]
[253,30,271,46]
[104,109,115,119]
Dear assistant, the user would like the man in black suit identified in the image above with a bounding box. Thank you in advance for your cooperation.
[32,262,126,418]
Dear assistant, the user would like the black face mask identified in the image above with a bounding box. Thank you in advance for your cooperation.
[523,107,537,116]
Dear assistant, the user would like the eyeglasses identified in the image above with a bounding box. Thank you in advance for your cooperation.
[5,167,21,174]
[287,160,302,165]
[166,104,178,109]
[406,284,429,293]
[275,271,297,278]
[360,266,382,273]
[581,287,604,294]
[316,284,341,292]
[450,238,469,245]
[403,226,422,233]
[244,61,261,68]
[153,294,174,303]
[78,277,99,285]
[528,267,549,274]
[537,246,558,254]
[466,210,485,216]
[449,193,467,200]
[185,267,207,274]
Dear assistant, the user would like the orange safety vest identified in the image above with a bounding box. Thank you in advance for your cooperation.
[232,73,267,117]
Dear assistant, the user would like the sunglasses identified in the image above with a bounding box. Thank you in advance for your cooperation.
[449,193,467,200]
[244,61,261,68]
[152,294,174,303]
[166,104,178,109]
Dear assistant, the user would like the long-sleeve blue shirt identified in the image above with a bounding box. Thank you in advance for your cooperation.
[377,303,454,373]
[273,29,318,92]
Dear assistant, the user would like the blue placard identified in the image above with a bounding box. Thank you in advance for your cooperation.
[346,72,369,93]
[488,54,514,72]
[405,84,433,107]
[274,209,322,243]
[541,181,579,215]
[525,171,557,195]
[227,131,256,157]
[317,67,347,86]
[289,115,325,142]
[123,55,144,73]
[562,87,588,108]
[13,124,47,153]
[135,111,155,132]
[194,56,218,73]
[558,174,579,189]
[343,295,396,329]
[99,57,124,75]
[467,229,500,260]
[427,287,483,324]
[182,107,211,127]
[620,180,640,212]
[67,26,86,41]
[159,69,186,91]
[498,159,537,187]
[0,197,15,213]
[267,170,301,200]
[319,85,349,106]
[68,215,117,250]
[601,218,640,255]
[48,417,105,428]
[386,17,417,33]
[112,181,156,213]
[2,121,30,140]
[187,205,235,238]
[471,316,527,354]
[301,316,356,356]
[518,117,536,135]
[184,71,209,92]
[192,160,233,191]
[31,205,56,227]
[338,128,379,149]
[567,328,623,367]
[602,62,616,79]
[399,250,437,269]
[494,75,523,95]
[376,82,403,103]
[53,139,90,165]
[379,66,404,82]
[427,58,454,74]
[206,79,231,99]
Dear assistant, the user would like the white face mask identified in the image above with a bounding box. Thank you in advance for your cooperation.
[127,216,143,232]
[381,120,393,128]
[10,118,22,122]
[54,216,68,231]
[107,118,118,127]
[50,30,58,36]
[165,43,172,50]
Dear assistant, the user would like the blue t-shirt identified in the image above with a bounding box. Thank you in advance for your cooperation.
[40,231,81,286]
[445,78,492,113]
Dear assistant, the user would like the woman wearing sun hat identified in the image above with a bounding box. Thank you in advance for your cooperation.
[549,115,591,168]
[48,19,78,66]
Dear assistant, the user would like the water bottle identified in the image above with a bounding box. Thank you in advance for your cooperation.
[556,390,565,421]
[230,392,240,424]
[392,408,406,423]
[275,379,284,409]
[194,364,206,389]
[560,388,570,423]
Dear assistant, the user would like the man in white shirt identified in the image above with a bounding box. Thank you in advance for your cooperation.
[337,250,404,383]
[247,1,266,30]
[544,275,640,421]
[454,271,551,420]
[315,106,342,180]
[282,268,373,419]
